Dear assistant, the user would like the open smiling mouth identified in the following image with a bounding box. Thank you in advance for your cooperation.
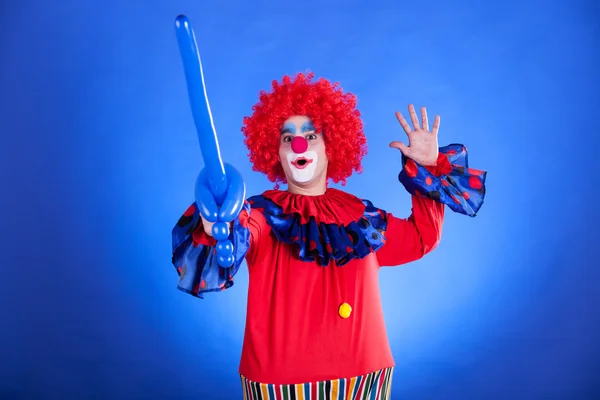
[291,157,313,170]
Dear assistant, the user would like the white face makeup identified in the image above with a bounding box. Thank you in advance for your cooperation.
[286,150,319,182]
[278,116,328,189]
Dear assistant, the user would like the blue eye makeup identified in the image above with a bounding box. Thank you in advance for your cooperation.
[280,122,296,135]
[301,121,316,133]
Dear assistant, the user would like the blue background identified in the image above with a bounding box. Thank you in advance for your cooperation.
[1,0,599,398]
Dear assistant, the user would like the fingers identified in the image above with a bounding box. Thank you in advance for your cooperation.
[408,104,420,130]
[395,112,412,134]
[397,105,426,133]
[201,218,215,236]
[389,141,411,156]
[398,105,439,134]
[432,115,441,136]
[219,164,247,222]
[421,106,429,132]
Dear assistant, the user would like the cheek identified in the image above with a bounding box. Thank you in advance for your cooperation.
[278,143,287,157]
[278,145,290,166]
[314,141,328,161]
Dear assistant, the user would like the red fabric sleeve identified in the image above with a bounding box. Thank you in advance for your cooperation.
[376,153,449,267]
[376,196,444,267]
[243,208,270,267]
[425,152,453,176]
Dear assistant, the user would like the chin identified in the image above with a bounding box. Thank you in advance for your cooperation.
[287,167,328,187]
[289,176,318,185]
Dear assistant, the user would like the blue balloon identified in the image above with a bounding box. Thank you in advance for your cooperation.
[219,163,246,222]
[216,240,233,255]
[216,239,234,267]
[218,254,234,268]
[195,164,246,223]
[194,169,219,222]
[175,15,247,268]
[212,222,230,241]
[175,15,227,205]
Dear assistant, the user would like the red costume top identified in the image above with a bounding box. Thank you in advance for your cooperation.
[237,188,443,384]
[171,146,486,387]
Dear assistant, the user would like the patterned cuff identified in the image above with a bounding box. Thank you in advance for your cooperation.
[171,202,251,298]
[398,144,487,217]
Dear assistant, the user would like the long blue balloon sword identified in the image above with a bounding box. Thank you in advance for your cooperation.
[175,14,227,204]
[175,15,244,268]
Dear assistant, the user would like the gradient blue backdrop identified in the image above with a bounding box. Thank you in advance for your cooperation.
[1,0,599,398]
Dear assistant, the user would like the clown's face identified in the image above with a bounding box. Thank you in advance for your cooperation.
[278,116,328,188]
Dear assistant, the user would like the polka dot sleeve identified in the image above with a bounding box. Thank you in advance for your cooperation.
[170,201,252,298]
[398,144,487,217]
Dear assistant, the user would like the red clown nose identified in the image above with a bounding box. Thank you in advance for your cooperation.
[291,136,308,154]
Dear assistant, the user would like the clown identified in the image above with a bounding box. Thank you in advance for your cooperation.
[172,73,486,399]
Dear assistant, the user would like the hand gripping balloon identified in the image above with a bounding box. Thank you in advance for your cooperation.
[174,15,246,267]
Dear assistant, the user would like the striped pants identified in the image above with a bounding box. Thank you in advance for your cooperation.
[240,367,394,400]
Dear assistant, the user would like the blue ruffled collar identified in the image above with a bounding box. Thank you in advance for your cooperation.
[248,190,387,266]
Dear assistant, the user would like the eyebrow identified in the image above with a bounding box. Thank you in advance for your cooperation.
[280,123,296,135]
[301,121,316,133]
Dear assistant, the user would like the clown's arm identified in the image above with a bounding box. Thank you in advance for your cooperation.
[376,106,487,267]
[170,202,268,298]
[376,145,486,266]
[376,153,447,266]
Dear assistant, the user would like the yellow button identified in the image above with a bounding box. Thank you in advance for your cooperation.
[339,302,352,318]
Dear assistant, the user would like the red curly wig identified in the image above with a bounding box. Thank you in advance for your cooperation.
[242,72,367,186]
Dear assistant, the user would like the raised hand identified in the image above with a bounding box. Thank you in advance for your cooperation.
[389,104,440,166]
[175,15,246,267]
